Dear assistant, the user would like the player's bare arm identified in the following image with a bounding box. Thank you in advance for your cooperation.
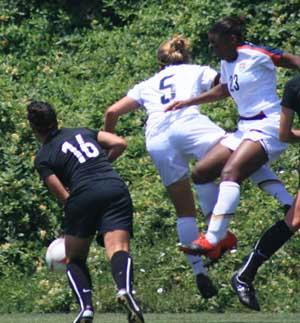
[165,83,230,111]
[280,107,300,142]
[44,174,70,204]
[211,73,221,87]
[277,53,300,70]
[104,96,140,133]
[97,130,127,162]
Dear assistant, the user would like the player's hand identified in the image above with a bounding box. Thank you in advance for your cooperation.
[165,100,189,112]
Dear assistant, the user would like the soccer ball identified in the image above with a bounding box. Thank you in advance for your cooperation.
[45,237,67,272]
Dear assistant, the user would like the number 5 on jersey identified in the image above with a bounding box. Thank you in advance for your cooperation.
[160,74,176,104]
[62,134,99,163]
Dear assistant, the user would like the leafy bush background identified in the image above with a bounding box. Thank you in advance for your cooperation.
[0,0,300,313]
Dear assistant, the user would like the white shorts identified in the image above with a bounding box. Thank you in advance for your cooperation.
[145,111,226,186]
[221,114,288,162]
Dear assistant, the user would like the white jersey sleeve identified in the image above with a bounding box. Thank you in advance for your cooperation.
[199,66,218,92]
[220,61,227,85]
[127,82,144,106]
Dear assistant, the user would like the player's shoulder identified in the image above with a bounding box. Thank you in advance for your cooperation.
[34,144,48,167]
[131,75,153,90]
[50,128,97,145]
[163,64,210,78]
[238,42,283,59]
[62,127,95,135]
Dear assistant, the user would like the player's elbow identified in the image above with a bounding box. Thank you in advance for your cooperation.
[118,137,128,151]
[113,136,128,155]
[105,106,119,120]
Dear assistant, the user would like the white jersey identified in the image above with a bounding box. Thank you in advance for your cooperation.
[220,42,283,117]
[220,43,287,162]
[126,64,225,186]
[127,64,217,129]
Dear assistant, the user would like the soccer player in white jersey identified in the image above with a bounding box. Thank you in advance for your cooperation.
[230,76,300,311]
[166,16,300,262]
[104,35,293,298]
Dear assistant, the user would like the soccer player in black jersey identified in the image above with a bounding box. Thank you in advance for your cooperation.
[231,76,300,311]
[27,101,144,323]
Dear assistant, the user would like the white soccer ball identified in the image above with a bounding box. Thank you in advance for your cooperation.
[45,237,67,272]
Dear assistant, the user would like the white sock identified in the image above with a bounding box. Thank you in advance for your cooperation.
[259,181,293,206]
[195,182,219,217]
[206,215,231,245]
[176,217,207,275]
[250,166,293,206]
[206,181,240,244]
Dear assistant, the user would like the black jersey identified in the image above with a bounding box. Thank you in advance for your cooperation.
[281,76,300,117]
[35,127,121,193]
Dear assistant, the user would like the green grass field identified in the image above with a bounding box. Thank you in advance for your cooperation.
[0,313,299,323]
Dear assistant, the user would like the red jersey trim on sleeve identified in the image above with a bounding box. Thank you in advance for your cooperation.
[237,42,283,66]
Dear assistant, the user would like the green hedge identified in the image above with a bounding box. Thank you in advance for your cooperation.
[0,0,300,313]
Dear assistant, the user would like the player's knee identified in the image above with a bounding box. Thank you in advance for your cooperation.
[285,217,300,231]
[220,165,240,182]
[191,169,201,184]
[106,241,129,260]
[191,166,209,184]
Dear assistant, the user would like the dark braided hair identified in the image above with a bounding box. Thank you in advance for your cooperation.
[209,16,246,43]
[27,101,58,134]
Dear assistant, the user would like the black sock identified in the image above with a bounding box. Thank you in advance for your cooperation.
[66,260,93,311]
[239,220,294,283]
[238,249,268,283]
[111,250,133,292]
[255,220,294,258]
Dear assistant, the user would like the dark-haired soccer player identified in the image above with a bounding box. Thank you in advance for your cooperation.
[27,101,144,323]
[166,15,300,263]
[231,75,300,311]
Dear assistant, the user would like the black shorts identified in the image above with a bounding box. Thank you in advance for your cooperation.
[64,178,133,239]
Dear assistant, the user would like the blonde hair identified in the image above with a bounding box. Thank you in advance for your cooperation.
[157,35,190,67]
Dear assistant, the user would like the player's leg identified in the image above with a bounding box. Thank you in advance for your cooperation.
[100,180,144,323]
[166,178,217,298]
[64,189,98,323]
[191,141,231,184]
[104,229,144,323]
[65,235,94,323]
[147,131,216,298]
[250,165,293,209]
[104,229,132,293]
[208,140,267,241]
[180,143,237,258]
[231,192,300,310]
[187,140,267,259]
[194,182,219,222]
[194,140,293,215]
[176,113,225,224]
[285,192,300,229]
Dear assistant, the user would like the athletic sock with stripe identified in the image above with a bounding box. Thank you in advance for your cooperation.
[111,250,133,292]
[66,260,93,311]
[238,220,294,283]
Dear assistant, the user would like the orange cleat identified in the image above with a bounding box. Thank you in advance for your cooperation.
[179,233,214,256]
[207,231,237,260]
[179,231,237,261]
